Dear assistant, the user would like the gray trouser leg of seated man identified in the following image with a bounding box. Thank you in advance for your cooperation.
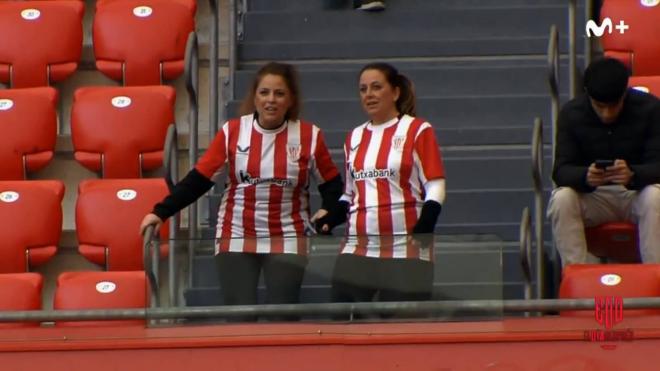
[547,186,635,266]
[632,184,660,263]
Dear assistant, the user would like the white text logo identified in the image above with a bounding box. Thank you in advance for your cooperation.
[586,18,629,38]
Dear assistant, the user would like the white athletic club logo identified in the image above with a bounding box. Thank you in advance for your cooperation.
[287,144,301,161]
[0,191,19,203]
[95,281,117,293]
[0,99,14,111]
[600,274,622,286]
[392,136,405,152]
[633,86,650,93]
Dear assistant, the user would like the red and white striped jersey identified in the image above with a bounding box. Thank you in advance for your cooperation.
[195,114,339,255]
[340,114,445,260]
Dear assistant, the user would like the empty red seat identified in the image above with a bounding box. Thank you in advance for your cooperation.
[600,0,660,75]
[0,1,83,87]
[71,86,176,178]
[0,273,43,328]
[93,0,196,85]
[0,180,64,273]
[0,87,58,180]
[76,178,169,271]
[559,264,660,317]
[54,271,147,327]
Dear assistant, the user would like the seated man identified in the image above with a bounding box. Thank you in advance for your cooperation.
[548,58,660,266]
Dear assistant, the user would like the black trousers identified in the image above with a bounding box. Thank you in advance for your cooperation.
[215,252,308,321]
[331,253,434,318]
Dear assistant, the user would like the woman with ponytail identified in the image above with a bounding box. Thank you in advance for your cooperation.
[315,62,446,309]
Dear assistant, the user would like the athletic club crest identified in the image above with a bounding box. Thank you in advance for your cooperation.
[287,144,301,161]
[392,136,406,152]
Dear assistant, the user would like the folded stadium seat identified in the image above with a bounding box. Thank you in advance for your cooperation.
[54,271,147,327]
[0,87,58,180]
[70,86,176,178]
[0,180,64,273]
[76,178,169,271]
[0,273,43,328]
[0,1,83,88]
[93,0,196,86]
[600,0,660,75]
[559,264,660,317]
[585,223,639,263]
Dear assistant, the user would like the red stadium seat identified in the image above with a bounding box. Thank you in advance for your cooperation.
[0,87,58,180]
[71,86,176,178]
[76,178,169,271]
[54,271,147,327]
[559,264,660,316]
[629,75,660,95]
[585,222,640,263]
[0,1,83,87]
[93,0,196,86]
[600,0,660,75]
[0,180,64,273]
[0,273,43,328]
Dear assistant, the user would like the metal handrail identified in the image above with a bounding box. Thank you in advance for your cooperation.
[208,0,219,138]
[184,32,200,303]
[547,25,559,164]
[568,0,578,99]
[163,124,180,307]
[585,0,594,67]
[1,297,660,322]
[227,0,237,102]
[519,207,533,301]
[142,225,161,308]
[531,118,545,299]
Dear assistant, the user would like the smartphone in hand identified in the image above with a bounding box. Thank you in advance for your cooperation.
[595,159,615,170]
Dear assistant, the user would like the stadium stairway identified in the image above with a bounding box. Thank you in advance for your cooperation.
[185,0,586,308]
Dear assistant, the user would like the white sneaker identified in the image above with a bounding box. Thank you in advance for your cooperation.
[357,1,386,11]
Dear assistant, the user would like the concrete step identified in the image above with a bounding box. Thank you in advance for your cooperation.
[227,95,563,147]
[248,0,573,12]
[234,64,572,100]
[239,6,583,60]
[243,8,574,42]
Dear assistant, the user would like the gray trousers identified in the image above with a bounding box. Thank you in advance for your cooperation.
[547,184,660,266]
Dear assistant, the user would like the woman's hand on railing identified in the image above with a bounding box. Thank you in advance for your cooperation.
[140,213,163,237]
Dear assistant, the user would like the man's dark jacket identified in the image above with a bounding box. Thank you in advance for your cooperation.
[552,89,660,192]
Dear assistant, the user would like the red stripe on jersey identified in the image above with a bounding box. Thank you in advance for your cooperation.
[402,118,425,258]
[219,119,241,250]
[268,130,287,253]
[294,123,312,254]
[375,124,397,258]
[353,129,372,237]
[313,130,340,181]
[415,126,445,180]
[195,123,228,179]
[242,128,262,253]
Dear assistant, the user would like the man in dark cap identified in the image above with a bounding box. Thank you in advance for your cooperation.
[547,58,660,267]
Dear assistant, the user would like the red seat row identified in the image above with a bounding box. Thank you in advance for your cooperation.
[0,86,175,180]
[0,179,169,326]
[0,0,196,88]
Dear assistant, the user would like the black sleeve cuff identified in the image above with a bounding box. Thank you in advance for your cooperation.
[318,175,344,211]
[152,168,215,220]
[412,200,442,234]
[314,200,349,235]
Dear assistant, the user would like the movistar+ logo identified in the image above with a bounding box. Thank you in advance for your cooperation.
[586,18,629,38]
